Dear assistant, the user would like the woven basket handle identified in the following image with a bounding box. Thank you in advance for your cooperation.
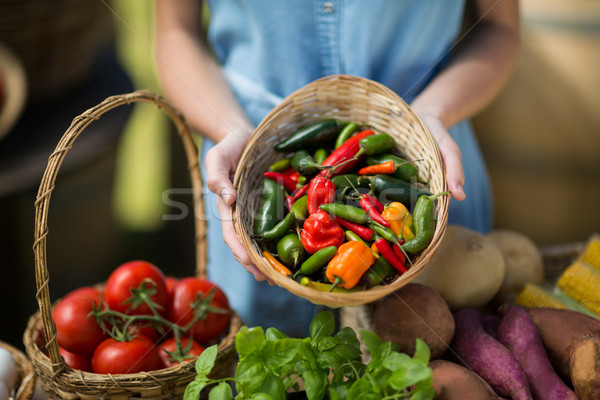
[32,90,207,366]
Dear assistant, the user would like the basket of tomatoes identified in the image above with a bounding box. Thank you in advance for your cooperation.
[232,75,450,308]
[22,91,242,399]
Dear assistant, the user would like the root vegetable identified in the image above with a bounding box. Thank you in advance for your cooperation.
[413,225,505,310]
[487,229,544,305]
[511,306,600,380]
[429,359,499,400]
[451,308,532,400]
[372,283,455,360]
[569,334,600,400]
[497,305,577,400]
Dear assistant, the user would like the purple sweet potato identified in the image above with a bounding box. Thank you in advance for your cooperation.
[429,359,500,400]
[497,305,577,400]
[451,308,532,400]
[515,306,600,381]
[569,333,600,400]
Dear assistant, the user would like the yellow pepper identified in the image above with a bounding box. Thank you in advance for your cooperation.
[381,202,415,241]
[326,241,375,289]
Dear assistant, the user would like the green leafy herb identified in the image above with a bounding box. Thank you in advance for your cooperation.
[184,311,434,400]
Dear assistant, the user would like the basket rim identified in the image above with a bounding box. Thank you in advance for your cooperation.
[232,74,449,308]
[25,90,228,397]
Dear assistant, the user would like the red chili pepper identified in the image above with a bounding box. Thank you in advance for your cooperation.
[316,129,375,177]
[359,196,390,227]
[358,160,396,176]
[392,241,407,267]
[375,238,408,273]
[307,176,335,215]
[300,211,345,254]
[332,216,374,241]
[291,183,309,200]
[362,194,385,213]
[264,171,297,192]
[281,168,301,184]
[285,196,295,211]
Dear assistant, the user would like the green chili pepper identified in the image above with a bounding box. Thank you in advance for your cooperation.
[363,174,431,205]
[313,148,328,165]
[268,158,291,172]
[371,223,400,244]
[299,277,361,293]
[334,122,358,149]
[290,195,308,222]
[319,203,369,224]
[291,150,322,175]
[401,192,449,255]
[331,174,370,190]
[253,212,295,241]
[363,256,395,288]
[345,230,365,244]
[365,154,421,182]
[358,133,395,156]
[277,232,306,268]
[254,178,286,235]
[294,245,337,278]
[274,119,345,152]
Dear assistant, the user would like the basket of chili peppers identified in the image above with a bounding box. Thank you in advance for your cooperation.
[23,91,242,399]
[232,75,449,307]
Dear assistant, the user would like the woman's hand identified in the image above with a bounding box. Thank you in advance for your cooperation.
[413,110,466,201]
[205,133,273,283]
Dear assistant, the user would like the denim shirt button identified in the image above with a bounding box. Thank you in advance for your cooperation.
[323,1,334,14]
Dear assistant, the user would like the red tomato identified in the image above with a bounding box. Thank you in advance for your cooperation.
[59,347,92,372]
[168,277,230,344]
[128,323,162,343]
[91,335,162,374]
[64,286,102,301]
[165,276,179,295]
[158,337,204,368]
[104,260,169,316]
[53,294,106,355]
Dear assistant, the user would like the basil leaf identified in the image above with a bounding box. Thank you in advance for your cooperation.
[262,338,301,367]
[381,351,411,371]
[195,344,217,376]
[235,353,267,393]
[208,382,232,400]
[359,329,381,359]
[388,358,432,390]
[236,326,265,357]
[183,378,208,400]
[300,366,328,400]
[248,394,275,400]
[347,376,375,399]
[412,338,431,364]
[260,371,286,400]
[265,327,288,341]
[309,311,335,340]
[314,336,337,351]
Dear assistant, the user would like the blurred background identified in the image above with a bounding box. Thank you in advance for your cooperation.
[0,0,598,350]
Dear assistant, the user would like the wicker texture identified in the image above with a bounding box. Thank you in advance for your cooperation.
[22,91,241,399]
[0,341,35,400]
[232,75,449,308]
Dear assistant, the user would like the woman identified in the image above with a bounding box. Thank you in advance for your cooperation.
[154,0,520,335]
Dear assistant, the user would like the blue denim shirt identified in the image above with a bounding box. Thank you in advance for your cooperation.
[201,0,492,335]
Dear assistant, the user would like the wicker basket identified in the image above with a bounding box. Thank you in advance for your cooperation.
[0,341,35,400]
[232,74,449,308]
[22,91,242,399]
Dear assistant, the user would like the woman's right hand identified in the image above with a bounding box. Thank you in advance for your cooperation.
[205,132,271,282]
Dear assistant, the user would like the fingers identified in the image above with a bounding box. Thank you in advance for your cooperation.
[205,145,237,206]
[215,196,268,282]
[418,114,466,201]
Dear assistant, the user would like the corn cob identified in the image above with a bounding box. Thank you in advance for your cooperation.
[580,235,600,271]
[516,284,568,310]
[557,261,600,318]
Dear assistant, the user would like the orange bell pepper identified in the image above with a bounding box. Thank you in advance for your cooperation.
[326,241,375,289]
[381,202,415,241]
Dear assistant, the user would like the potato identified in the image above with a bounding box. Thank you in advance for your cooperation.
[429,359,499,400]
[487,229,544,305]
[413,225,505,310]
[569,334,600,400]
[372,283,454,360]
